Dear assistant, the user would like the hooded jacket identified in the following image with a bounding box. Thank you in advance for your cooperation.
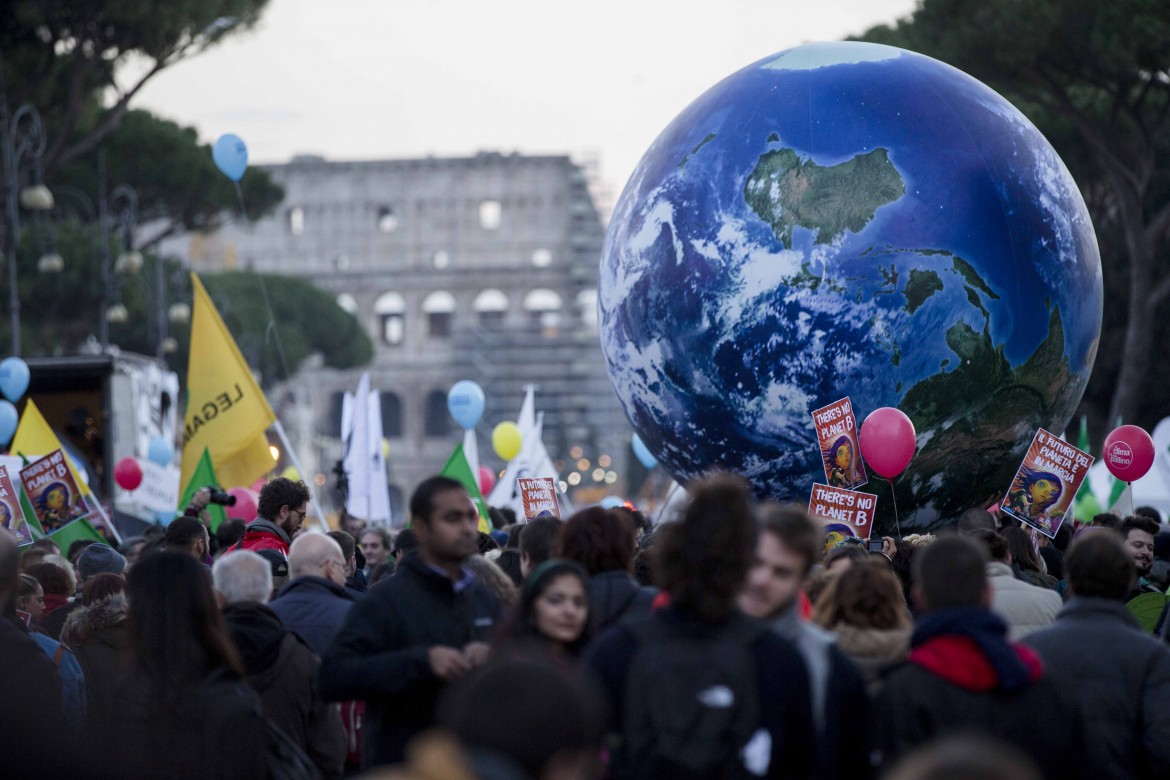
[60,594,129,729]
[222,601,346,780]
[1024,597,1170,780]
[270,575,356,657]
[831,623,910,697]
[587,570,656,636]
[875,607,1086,780]
[236,517,292,557]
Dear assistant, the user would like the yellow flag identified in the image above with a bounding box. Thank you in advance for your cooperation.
[181,273,276,490]
[11,399,87,487]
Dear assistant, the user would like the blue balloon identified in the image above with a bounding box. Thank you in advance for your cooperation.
[212,133,248,182]
[599,496,625,509]
[447,380,486,430]
[147,436,174,467]
[0,400,16,446]
[0,356,30,402]
[156,510,178,526]
[632,434,658,470]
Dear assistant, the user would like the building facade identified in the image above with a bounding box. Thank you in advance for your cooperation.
[162,151,628,521]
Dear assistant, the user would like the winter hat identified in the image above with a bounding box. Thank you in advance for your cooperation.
[77,544,127,580]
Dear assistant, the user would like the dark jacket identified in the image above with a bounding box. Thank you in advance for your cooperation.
[43,597,81,640]
[767,604,872,780]
[587,570,656,635]
[1024,597,1170,780]
[60,594,129,731]
[223,601,347,780]
[875,608,1086,780]
[583,606,816,780]
[98,666,266,779]
[319,552,502,768]
[0,616,72,777]
[270,575,356,657]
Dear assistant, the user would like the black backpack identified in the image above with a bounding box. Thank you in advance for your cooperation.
[621,614,764,779]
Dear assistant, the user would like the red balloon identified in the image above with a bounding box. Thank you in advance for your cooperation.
[114,457,143,491]
[477,466,497,496]
[1102,425,1155,482]
[859,407,917,479]
[225,487,259,521]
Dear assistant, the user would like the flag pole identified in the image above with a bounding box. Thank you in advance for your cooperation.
[272,418,327,533]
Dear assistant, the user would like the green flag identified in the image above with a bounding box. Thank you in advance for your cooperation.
[440,443,491,533]
[1072,416,1098,521]
[48,516,106,549]
[178,447,227,532]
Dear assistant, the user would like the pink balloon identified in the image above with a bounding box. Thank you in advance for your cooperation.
[226,487,259,521]
[859,407,917,479]
[114,457,143,491]
[477,466,497,496]
[1102,425,1155,482]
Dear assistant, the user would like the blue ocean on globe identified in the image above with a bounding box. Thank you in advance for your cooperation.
[599,41,1103,528]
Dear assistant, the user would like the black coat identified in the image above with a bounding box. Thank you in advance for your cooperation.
[1024,597,1170,780]
[269,575,356,657]
[583,606,816,780]
[99,667,266,779]
[875,653,1086,779]
[223,601,347,780]
[587,570,656,636]
[0,616,71,777]
[318,552,502,768]
[60,594,130,732]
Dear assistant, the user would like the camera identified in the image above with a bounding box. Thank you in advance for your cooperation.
[866,538,885,553]
[207,487,237,507]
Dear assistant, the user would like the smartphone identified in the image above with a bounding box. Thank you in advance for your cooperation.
[866,538,885,553]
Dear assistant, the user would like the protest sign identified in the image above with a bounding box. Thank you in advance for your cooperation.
[20,449,94,534]
[518,477,559,521]
[1000,428,1093,538]
[808,483,877,551]
[0,463,32,545]
[811,397,867,489]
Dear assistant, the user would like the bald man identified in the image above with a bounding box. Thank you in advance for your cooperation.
[1,529,72,773]
[270,534,357,656]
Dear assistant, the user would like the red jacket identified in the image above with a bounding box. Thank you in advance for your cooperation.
[235,517,291,557]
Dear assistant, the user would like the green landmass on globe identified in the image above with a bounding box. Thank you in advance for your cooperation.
[745,147,906,245]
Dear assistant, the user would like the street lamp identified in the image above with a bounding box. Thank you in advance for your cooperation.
[98,151,138,350]
[1,83,52,355]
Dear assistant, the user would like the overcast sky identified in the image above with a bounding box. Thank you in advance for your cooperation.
[133,0,918,206]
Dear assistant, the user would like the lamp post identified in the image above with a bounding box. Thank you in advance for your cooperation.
[98,151,137,349]
[1,56,52,356]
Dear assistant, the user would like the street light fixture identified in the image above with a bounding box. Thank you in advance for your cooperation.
[2,80,52,355]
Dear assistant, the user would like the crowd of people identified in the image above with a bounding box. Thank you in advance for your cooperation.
[3,472,1170,779]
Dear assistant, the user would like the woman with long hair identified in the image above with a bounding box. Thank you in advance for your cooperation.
[61,573,129,731]
[813,559,912,696]
[97,551,266,778]
[557,506,656,636]
[503,559,591,666]
[1001,526,1059,590]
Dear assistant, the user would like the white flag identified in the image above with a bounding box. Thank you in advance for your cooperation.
[342,373,391,525]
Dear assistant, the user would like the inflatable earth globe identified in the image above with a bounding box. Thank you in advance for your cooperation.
[599,41,1102,528]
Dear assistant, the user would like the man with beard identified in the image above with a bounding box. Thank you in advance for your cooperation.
[1120,516,1160,601]
[738,503,872,779]
[235,477,311,560]
[320,476,501,769]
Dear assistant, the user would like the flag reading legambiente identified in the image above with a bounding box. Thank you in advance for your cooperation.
[181,273,276,492]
